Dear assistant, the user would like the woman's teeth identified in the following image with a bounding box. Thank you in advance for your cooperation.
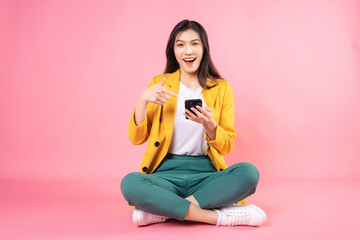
[184,58,196,62]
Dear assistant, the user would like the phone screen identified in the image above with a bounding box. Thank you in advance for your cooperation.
[185,99,202,119]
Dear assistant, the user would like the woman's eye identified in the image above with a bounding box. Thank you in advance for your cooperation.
[177,43,184,47]
[192,42,199,46]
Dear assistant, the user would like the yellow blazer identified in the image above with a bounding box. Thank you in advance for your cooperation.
[128,69,246,205]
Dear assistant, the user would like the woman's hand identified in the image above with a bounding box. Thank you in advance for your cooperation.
[184,105,217,140]
[134,77,178,126]
[139,77,178,105]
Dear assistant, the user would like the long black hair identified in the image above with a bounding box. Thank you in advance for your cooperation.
[164,20,222,89]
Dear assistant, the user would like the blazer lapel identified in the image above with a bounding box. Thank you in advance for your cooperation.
[202,79,216,109]
[163,70,180,141]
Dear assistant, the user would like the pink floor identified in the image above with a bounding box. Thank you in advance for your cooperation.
[1,178,359,240]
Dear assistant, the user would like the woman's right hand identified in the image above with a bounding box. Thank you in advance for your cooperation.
[139,77,178,105]
[134,77,178,126]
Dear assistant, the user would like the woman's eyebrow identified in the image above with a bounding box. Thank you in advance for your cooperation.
[176,39,201,42]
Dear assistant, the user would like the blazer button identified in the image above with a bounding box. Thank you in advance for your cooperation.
[159,117,162,122]
[154,141,160,147]
[142,167,148,173]
[219,168,224,171]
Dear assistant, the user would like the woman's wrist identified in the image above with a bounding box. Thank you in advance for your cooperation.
[138,92,149,105]
[204,118,216,129]
[203,119,217,140]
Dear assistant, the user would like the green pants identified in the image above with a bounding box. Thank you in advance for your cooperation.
[121,154,259,221]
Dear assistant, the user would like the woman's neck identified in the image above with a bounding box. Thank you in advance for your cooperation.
[180,70,200,89]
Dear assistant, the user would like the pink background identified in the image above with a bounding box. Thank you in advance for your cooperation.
[1,0,360,239]
[1,0,359,181]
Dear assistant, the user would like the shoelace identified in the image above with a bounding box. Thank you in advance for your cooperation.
[225,210,250,226]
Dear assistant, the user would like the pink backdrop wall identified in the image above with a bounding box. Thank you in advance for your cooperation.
[1,0,359,181]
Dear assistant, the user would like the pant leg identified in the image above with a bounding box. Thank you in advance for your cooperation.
[120,172,191,220]
[191,162,260,209]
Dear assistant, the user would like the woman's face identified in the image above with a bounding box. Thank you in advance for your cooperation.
[174,29,203,76]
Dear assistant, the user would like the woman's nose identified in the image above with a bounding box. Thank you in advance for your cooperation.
[185,45,193,54]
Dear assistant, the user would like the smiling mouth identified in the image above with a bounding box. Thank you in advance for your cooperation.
[183,58,196,63]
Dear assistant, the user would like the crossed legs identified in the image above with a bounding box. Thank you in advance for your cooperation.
[184,195,218,225]
[121,162,260,225]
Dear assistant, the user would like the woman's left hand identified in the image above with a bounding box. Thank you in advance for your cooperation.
[184,106,217,134]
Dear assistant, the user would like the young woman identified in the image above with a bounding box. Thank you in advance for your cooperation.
[121,20,267,227]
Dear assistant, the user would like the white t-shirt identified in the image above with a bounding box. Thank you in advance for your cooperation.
[168,81,207,156]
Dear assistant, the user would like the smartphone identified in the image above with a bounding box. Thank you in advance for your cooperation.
[185,99,202,119]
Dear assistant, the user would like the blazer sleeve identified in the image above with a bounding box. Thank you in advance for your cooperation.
[128,76,157,145]
[205,81,237,155]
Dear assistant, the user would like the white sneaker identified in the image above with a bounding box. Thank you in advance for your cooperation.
[132,208,170,226]
[216,204,267,226]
